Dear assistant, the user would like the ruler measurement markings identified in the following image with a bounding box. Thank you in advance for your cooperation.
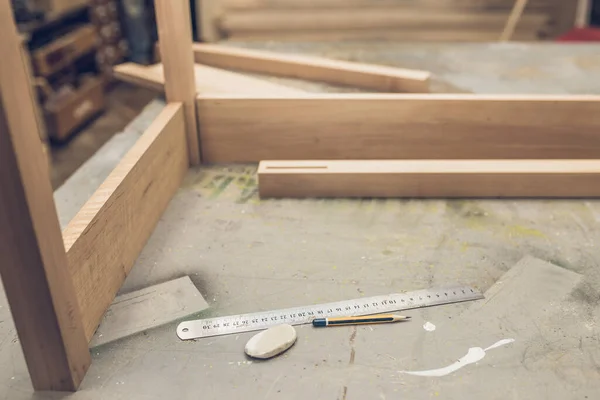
[178,286,481,339]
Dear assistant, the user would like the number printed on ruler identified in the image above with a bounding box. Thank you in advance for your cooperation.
[177,286,483,340]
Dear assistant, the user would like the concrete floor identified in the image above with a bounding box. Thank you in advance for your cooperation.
[3,42,600,399]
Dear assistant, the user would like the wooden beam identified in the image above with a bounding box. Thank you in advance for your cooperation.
[575,0,591,27]
[196,94,600,163]
[113,62,304,94]
[219,8,548,33]
[155,0,201,165]
[258,160,600,198]
[224,27,542,42]
[62,103,189,341]
[193,43,431,93]
[0,0,90,390]
[196,0,224,41]
[222,0,553,10]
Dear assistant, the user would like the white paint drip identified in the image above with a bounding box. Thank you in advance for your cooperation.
[399,339,514,377]
[423,322,436,332]
[484,338,515,351]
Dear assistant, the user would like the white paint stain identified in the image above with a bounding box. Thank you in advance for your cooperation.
[484,338,515,351]
[399,339,514,377]
[423,322,436,332]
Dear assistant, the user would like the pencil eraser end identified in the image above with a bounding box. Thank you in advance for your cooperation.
[312,318,327,327]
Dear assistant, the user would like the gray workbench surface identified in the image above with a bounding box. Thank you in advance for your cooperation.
[3,42,600,399]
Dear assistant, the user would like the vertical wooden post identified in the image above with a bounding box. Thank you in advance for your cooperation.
[575,0,591,28]
[196,0,223,42]
[0,0,91,391]
[155,0,202,165]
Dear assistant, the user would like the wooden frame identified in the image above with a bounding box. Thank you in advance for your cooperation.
[2,0,600,392]
[258,160,600,198]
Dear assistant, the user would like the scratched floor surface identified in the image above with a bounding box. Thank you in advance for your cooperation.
[2,42,600,399]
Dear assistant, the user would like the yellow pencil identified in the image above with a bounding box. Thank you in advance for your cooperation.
[312,314,411,327]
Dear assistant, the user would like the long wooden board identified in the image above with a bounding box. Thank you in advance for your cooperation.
[220,8,548,33]
[225,28,541,42]
[113,62,303,95]
[0,0,90,390]
[258,160,600,198]
[193,43,430,93]
[223,0,553,10]
[196,94,600,163]
[63,103,189,341]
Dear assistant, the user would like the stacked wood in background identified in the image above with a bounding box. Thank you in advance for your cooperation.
[17,2,107,141]
[205,0,566,41]
[90,0,128,80]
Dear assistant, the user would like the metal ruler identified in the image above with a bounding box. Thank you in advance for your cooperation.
[177,285,483,340]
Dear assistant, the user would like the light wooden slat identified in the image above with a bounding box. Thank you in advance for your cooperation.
[113,62,304,95]
[223,0,553,10]
[220,8,548,32]
[63,103,189,341]
[575,0,591,27]
[258,160,600,198]
[500,0,530,41]
[0,0,90,391]
[226,27,542,41]
[155,0,201,165]
[196,94,600,163]
[193,44,430,93]
[113,63,164,92]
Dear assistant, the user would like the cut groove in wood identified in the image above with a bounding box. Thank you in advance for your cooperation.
[63,103,189,341]
[113,62,304,95]
[197,94,600,163]
[258,160,600,198]
[193,43,430,93]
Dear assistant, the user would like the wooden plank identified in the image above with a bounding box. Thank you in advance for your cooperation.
[220,8,548,33]
[113,62,304,95]
[0,0,90,391]
[196,94,600,163]
[223,0,553,11]
[113,63,164,91]
[193,43,431,93]
[225,27,542,42]
[63,103,189,342]
[196,0,224,41]
[258,160,600,198]
[90,276,209,348]
[155,0,201,165]
[500,0,530,41]
[575,0,591,27]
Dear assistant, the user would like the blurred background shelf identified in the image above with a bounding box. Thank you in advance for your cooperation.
[197,0,591,42]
